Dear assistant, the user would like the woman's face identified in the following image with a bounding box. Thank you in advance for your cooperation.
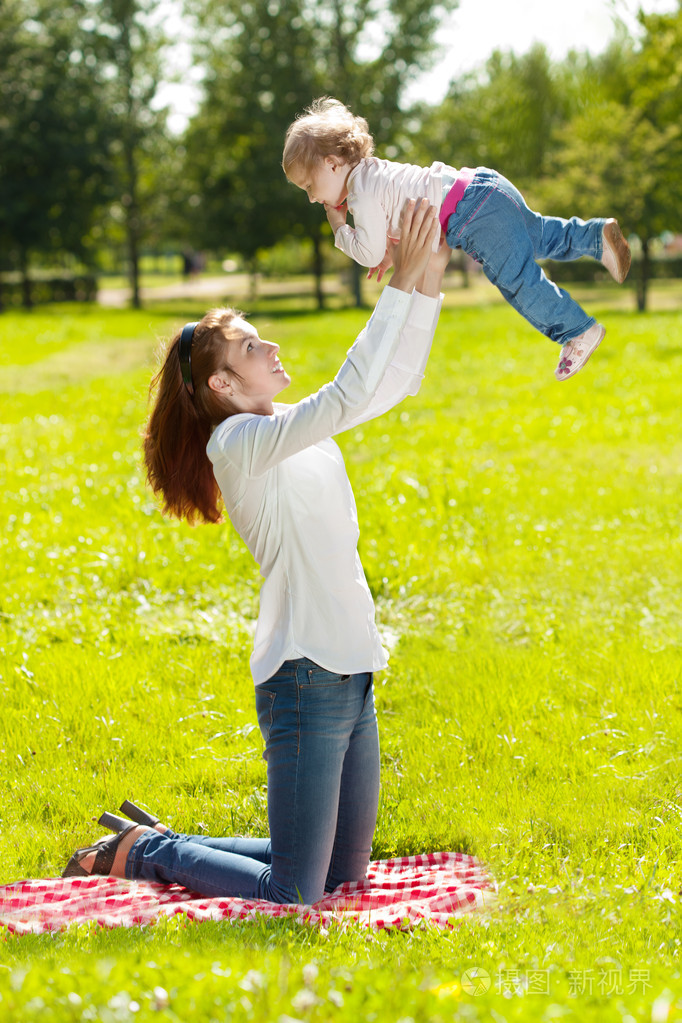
[213,317,290,414]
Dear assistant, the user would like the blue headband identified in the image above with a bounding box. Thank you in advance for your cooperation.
[179,322,199,395]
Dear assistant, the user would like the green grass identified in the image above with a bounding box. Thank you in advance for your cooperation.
[0,285,681,1021]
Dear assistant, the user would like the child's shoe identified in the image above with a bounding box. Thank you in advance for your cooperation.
[601,220,631,283]
[555,324,605,381]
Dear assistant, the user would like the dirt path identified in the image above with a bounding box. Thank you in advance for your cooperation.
[97,275,252,307]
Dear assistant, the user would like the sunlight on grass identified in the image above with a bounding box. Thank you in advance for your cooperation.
[0,291,681,1020]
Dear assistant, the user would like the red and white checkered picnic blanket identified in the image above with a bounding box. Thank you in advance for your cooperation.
[0,851,493,934]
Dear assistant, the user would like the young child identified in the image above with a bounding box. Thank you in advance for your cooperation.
[283,97,632,382]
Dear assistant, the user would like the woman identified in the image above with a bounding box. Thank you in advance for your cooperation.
[62,200,450,904]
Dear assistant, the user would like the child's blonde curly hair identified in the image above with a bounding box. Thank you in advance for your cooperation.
[282,97,374,179]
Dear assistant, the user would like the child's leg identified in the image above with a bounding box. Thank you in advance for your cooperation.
[522,210,606,263]
[446,169,596,344]
[501,186,630,281]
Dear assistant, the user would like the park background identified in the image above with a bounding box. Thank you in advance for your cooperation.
[1,0,681,1020]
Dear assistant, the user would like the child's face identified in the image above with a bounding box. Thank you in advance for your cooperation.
[290,156,350,209]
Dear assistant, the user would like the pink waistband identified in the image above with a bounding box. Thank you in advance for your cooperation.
[439,167,476,231]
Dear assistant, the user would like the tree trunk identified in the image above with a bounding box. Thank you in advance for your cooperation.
[127,222,141,309]
[19,247,32,310]
[455,249,469,288]
[312,228,325,310]
[329,0,364,308]
[124,142,141,309]
[350,261,364,307]
[119,13,141,310]
[635,238,649,312]
[248,258,260,303]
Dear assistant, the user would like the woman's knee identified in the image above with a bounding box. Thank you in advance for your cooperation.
[268,876,325,905]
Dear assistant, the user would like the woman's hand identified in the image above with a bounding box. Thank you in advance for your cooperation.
[388,199,440,294]
[417,231,453,297]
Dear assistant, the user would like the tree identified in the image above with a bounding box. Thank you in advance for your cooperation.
[536,101,676,311]
[90,0,171,308]
[407,44,567,190]
[536,10,682,311]
[626,5,682,309]
[0,0,175,311]
[181,0,322,300]
[183,0,459,307]
[0,0,114,307]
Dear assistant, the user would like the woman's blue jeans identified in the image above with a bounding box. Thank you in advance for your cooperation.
[445,167,605,344]
[125,659,380,904]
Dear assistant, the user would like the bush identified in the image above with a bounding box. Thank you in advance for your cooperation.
[542,255,682,283]
[0,273,98,309]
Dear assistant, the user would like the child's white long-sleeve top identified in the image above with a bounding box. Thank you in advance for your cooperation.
[207,285,442,684]
[335,157,458,268]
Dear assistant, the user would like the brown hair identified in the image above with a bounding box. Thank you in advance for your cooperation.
[143,308,246,525]
[282,97,374,179]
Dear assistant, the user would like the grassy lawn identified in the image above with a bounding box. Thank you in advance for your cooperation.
[0,283,681,1021]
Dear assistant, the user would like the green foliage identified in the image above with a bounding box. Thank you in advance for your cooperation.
[88,0,177,304]
[0,0,174,308]
[533,101,673,235]
[5,0,682,321]
[0,0,115,273]
[182,0,324,263]
[407,9,682,313]
[536,9,682,311]
[409,45,565,186]
[0,290,681,1018]
[534,9,682,242]
[182,0,459,276]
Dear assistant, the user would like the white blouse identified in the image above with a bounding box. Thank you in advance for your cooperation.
[207,285,442,684]
[335,157,458,268]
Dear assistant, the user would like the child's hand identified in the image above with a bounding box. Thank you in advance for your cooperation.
[367,247,394,282]
[325,201,347,234]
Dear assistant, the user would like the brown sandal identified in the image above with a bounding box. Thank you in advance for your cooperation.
[62,823,138,878]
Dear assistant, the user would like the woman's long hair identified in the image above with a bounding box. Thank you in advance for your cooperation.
[143,308,244,524]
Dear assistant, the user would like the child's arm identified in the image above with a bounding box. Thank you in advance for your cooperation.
[325,201,348,235]
[330,192,389,268]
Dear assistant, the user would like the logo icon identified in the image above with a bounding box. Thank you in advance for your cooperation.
[461,967,491,996]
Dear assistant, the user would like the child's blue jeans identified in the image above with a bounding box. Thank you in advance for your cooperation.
[125,659,380,904]
[445,167,606,344]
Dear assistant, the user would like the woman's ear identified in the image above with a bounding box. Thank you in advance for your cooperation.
[207,371,233,394]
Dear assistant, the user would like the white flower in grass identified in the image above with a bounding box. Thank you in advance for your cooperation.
[302,963,319,986]
[153,987,169,1009]
[240,969,266,992]
[292,988,318,1012]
